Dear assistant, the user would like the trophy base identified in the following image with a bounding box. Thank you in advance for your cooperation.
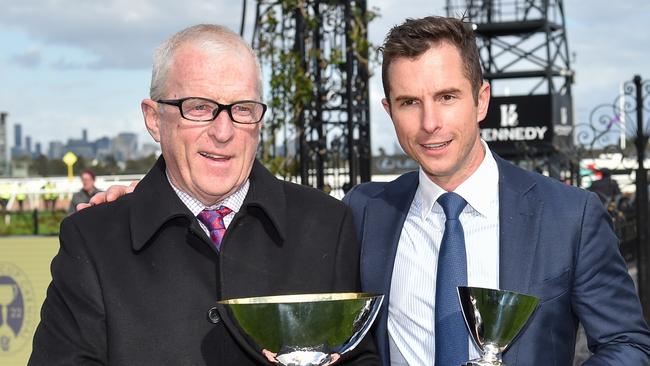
[462,358,504,366]
[275,350,330,366]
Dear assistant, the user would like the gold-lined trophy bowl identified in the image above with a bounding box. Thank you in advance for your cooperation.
[216,292,384,366]
[457,286,540,366]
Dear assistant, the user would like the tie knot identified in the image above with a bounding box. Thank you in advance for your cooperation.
[437,192,467,220]
[197,206,232,231]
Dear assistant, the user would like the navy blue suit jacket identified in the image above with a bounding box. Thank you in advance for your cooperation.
[343,154,650,365]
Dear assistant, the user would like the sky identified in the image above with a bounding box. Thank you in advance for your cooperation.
[1,0,649,155]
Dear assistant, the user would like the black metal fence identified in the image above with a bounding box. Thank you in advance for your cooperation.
[573,75,650,318]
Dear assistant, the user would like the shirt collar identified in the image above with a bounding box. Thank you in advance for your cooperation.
[415,140,499,219]
[166,172,249,217]
[129,157,287,251]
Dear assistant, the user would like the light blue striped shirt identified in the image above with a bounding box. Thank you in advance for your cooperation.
[388,143,500,365]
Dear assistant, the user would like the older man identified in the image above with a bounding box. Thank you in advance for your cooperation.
[30,24,377,365]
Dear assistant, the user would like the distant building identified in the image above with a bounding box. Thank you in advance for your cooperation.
[11,123,29,159]
[35,142,42,157]
[82,129,88,143]
[139,143,161,159]
[10,159,30,178]
[0,113,7,176]
[14,123,21,148]
[48,141,65,160]
[66,138,95,159]
[112,132,138,161]
[25,135,32,154]
[91,136,110,162]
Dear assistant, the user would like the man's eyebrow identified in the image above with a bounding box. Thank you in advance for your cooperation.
[393,95,419,102]
[434,87,462,97]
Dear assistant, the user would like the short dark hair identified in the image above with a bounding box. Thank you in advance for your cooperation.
[380,16,483,103]
[81,169,96,181]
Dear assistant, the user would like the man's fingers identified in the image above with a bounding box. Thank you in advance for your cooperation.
[75,203,92,211]
[75,180,139,212]
[105,185,129,201]
[261,349,277,363]
[87,191,108,206]
[127,180,138,192]
[324,353,340,365]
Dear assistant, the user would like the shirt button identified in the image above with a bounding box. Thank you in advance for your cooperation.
[207,306,220,324]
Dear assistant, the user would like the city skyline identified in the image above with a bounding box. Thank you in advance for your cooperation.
[1,1,649,155]
[7,122,159,163]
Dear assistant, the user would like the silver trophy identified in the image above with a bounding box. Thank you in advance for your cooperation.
[216,292,383,366]
[457,286,539,366]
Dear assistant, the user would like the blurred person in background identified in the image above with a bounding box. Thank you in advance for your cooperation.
[41,181,58,211]
[588,168,622,206]
[16,182,27,211]
[67,169,101,215]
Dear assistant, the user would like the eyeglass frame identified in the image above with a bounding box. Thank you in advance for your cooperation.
[156,96,267,124]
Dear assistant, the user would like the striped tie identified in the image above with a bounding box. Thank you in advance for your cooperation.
[197,206,232,251]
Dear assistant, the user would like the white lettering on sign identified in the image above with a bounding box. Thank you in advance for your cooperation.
[499,104,519,127]
[480,126,548,142]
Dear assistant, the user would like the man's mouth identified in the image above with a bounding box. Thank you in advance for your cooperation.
[199,152,230,160]
[422,140,451,149]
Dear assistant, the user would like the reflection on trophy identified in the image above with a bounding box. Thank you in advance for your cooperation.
[457,286,539,366]
[217,292,383,366]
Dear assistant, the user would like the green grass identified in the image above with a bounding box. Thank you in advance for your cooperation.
[0,210,66,236]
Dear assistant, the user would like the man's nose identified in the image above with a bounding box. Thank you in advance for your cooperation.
[421,105,442,133]
[207,110,235,142]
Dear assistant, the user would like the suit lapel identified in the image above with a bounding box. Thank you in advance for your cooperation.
[496,156,542,294]
[361,172,418,296]
[360,172,418,363]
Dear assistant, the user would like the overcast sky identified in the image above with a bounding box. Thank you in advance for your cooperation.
[1,0,649,155]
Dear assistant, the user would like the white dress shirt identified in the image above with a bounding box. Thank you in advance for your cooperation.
[167,172,249,235]
[388,142,500,365]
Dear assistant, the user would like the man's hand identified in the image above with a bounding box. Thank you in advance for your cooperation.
[76,180,139,211]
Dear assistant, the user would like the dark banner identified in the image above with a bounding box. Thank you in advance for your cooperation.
[480,94,572,156]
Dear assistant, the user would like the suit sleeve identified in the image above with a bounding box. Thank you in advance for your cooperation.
[29,218,107,365]
[573,193,650,365]
[332,205,381,366]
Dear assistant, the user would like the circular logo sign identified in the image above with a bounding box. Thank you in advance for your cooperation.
[0,262,36,356]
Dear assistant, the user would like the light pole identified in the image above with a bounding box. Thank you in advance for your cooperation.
[633,75,649,319]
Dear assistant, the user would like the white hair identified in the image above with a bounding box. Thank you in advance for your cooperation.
[149,24,263,100]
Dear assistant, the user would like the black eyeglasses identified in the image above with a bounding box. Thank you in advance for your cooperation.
[157,97,267,124]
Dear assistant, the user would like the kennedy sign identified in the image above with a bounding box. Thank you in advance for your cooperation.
[480,94,572,156]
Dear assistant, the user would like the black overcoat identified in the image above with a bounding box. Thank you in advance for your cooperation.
[29,157,379,365]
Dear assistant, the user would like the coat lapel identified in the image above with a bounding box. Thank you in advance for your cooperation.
[496,156,542,294]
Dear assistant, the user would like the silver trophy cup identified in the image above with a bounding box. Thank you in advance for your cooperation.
[457,286,539,366]
[216,292,383,366]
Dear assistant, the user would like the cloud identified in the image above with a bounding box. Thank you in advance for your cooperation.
[0,0,244,70]
[9,47,42,68]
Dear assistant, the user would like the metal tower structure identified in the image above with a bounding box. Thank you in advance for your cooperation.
[447,0,575,180]
[249,0,372,195]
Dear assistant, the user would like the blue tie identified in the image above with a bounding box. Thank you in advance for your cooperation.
[435,192,469,366]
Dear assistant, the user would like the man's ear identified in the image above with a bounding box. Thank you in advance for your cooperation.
[477,81,491,123]
[142,99,161,142]
[382,98,391,116]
